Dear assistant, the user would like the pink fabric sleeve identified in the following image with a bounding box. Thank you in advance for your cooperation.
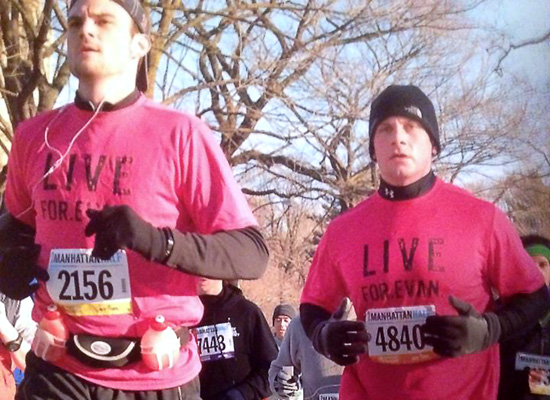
[4,131,35,227]
[301,226,348,313]
[179,117,256,234]
[487,207,544,297]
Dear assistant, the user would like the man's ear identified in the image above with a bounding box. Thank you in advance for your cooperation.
[131,33,151,59]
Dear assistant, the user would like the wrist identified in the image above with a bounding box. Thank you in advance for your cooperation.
[161,228,175,264]
[483,312,501,347]
[0,324,19,344]
[311,320,329,357]
[2,332,22,352]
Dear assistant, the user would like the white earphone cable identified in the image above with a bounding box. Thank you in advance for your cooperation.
[11,96,109,222]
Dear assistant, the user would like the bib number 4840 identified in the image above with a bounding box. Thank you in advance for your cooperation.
[375,324,425,353]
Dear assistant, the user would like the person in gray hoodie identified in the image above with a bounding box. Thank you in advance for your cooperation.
[269,316,343,400]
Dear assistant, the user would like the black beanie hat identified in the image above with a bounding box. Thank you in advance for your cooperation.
[272,303,297,325]
[368,85,440,159]
[69,0,150,92]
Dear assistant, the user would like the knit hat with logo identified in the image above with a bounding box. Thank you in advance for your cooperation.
[69,0,150,92]
[369,85,440,159]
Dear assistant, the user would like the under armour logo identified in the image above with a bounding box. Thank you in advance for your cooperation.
[384,188,394,199]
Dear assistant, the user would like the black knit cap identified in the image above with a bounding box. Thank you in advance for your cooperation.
[272,303,297,325]
[368,85,440,159]
[69,0,150,92]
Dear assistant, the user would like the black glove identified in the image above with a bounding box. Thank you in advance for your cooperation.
[311,297,368,366]
[0,244,49,300]
[85,206,166,261]
[422,295,500,357]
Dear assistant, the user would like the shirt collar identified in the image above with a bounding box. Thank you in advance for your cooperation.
[378,171,436,201]
[74,89,141,112]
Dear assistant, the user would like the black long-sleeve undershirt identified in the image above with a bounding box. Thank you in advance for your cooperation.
[300,285,550,346]
[496,285,550,341]
[165,226,269,280]
[0,212,268,281]
[300,302,331,341]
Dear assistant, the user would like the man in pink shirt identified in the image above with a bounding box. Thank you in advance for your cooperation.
[0,0,268,399]
[300,85,549,400]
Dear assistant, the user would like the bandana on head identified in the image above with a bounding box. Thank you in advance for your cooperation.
[527,244,550,261]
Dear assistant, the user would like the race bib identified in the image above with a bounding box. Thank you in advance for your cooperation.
[195,322,235,362]
[319,394,339,400]
[516,352,550,395]
[366,305,437,364]
[47,249,133,317]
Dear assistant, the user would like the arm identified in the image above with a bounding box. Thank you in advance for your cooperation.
[0,213,47,300]
[165,226,269,280]
[496,285,549,341]
[300,300,368,366]
[300,303,331,341]
[0,212,36,249]
[269,319,302,399]
[423,209,550,357]
[84,205,268,281]
[0,298,32,371]
[423,286,550,357]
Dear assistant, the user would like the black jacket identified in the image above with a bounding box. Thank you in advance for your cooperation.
[196,284,278,400]
[499,312,550,400]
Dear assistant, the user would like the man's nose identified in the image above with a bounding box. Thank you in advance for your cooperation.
[391,123,407,144]
[80,18,97,38]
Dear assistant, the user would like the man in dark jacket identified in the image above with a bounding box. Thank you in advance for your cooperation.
[195,279,278,400]
[499,234,550,400]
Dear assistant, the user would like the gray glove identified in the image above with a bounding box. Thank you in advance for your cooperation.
[422,295,501,357]
[273,367,301,397]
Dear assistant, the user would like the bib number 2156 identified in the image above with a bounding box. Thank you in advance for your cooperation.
[47,249,133,317]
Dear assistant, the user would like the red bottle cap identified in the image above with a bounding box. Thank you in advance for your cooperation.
[150,315,167,331]
[45,305,61,320]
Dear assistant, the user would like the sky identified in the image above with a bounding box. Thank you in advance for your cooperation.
[479,0,550,88]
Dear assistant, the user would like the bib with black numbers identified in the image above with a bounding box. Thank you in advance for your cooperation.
[366,305,438,364]
[195,322,235,362]
[319,394,339,400]
[47,249,132,317]
[516,352,550,395]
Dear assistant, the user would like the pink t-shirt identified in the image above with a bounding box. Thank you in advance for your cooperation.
[301,179,544,400]
[5,96,257,390]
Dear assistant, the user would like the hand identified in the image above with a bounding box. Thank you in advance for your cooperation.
[273,368,301,396]
[0,244,49,300]
[529,368,550,387]
[422,295,499,357]
[85,206,164,261]
[311,297,368,366]
[0,302,18,344]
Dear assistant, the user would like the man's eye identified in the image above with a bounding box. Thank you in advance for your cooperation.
[68,20,82,29]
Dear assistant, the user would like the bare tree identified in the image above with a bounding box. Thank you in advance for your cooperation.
[495,29,550,74]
